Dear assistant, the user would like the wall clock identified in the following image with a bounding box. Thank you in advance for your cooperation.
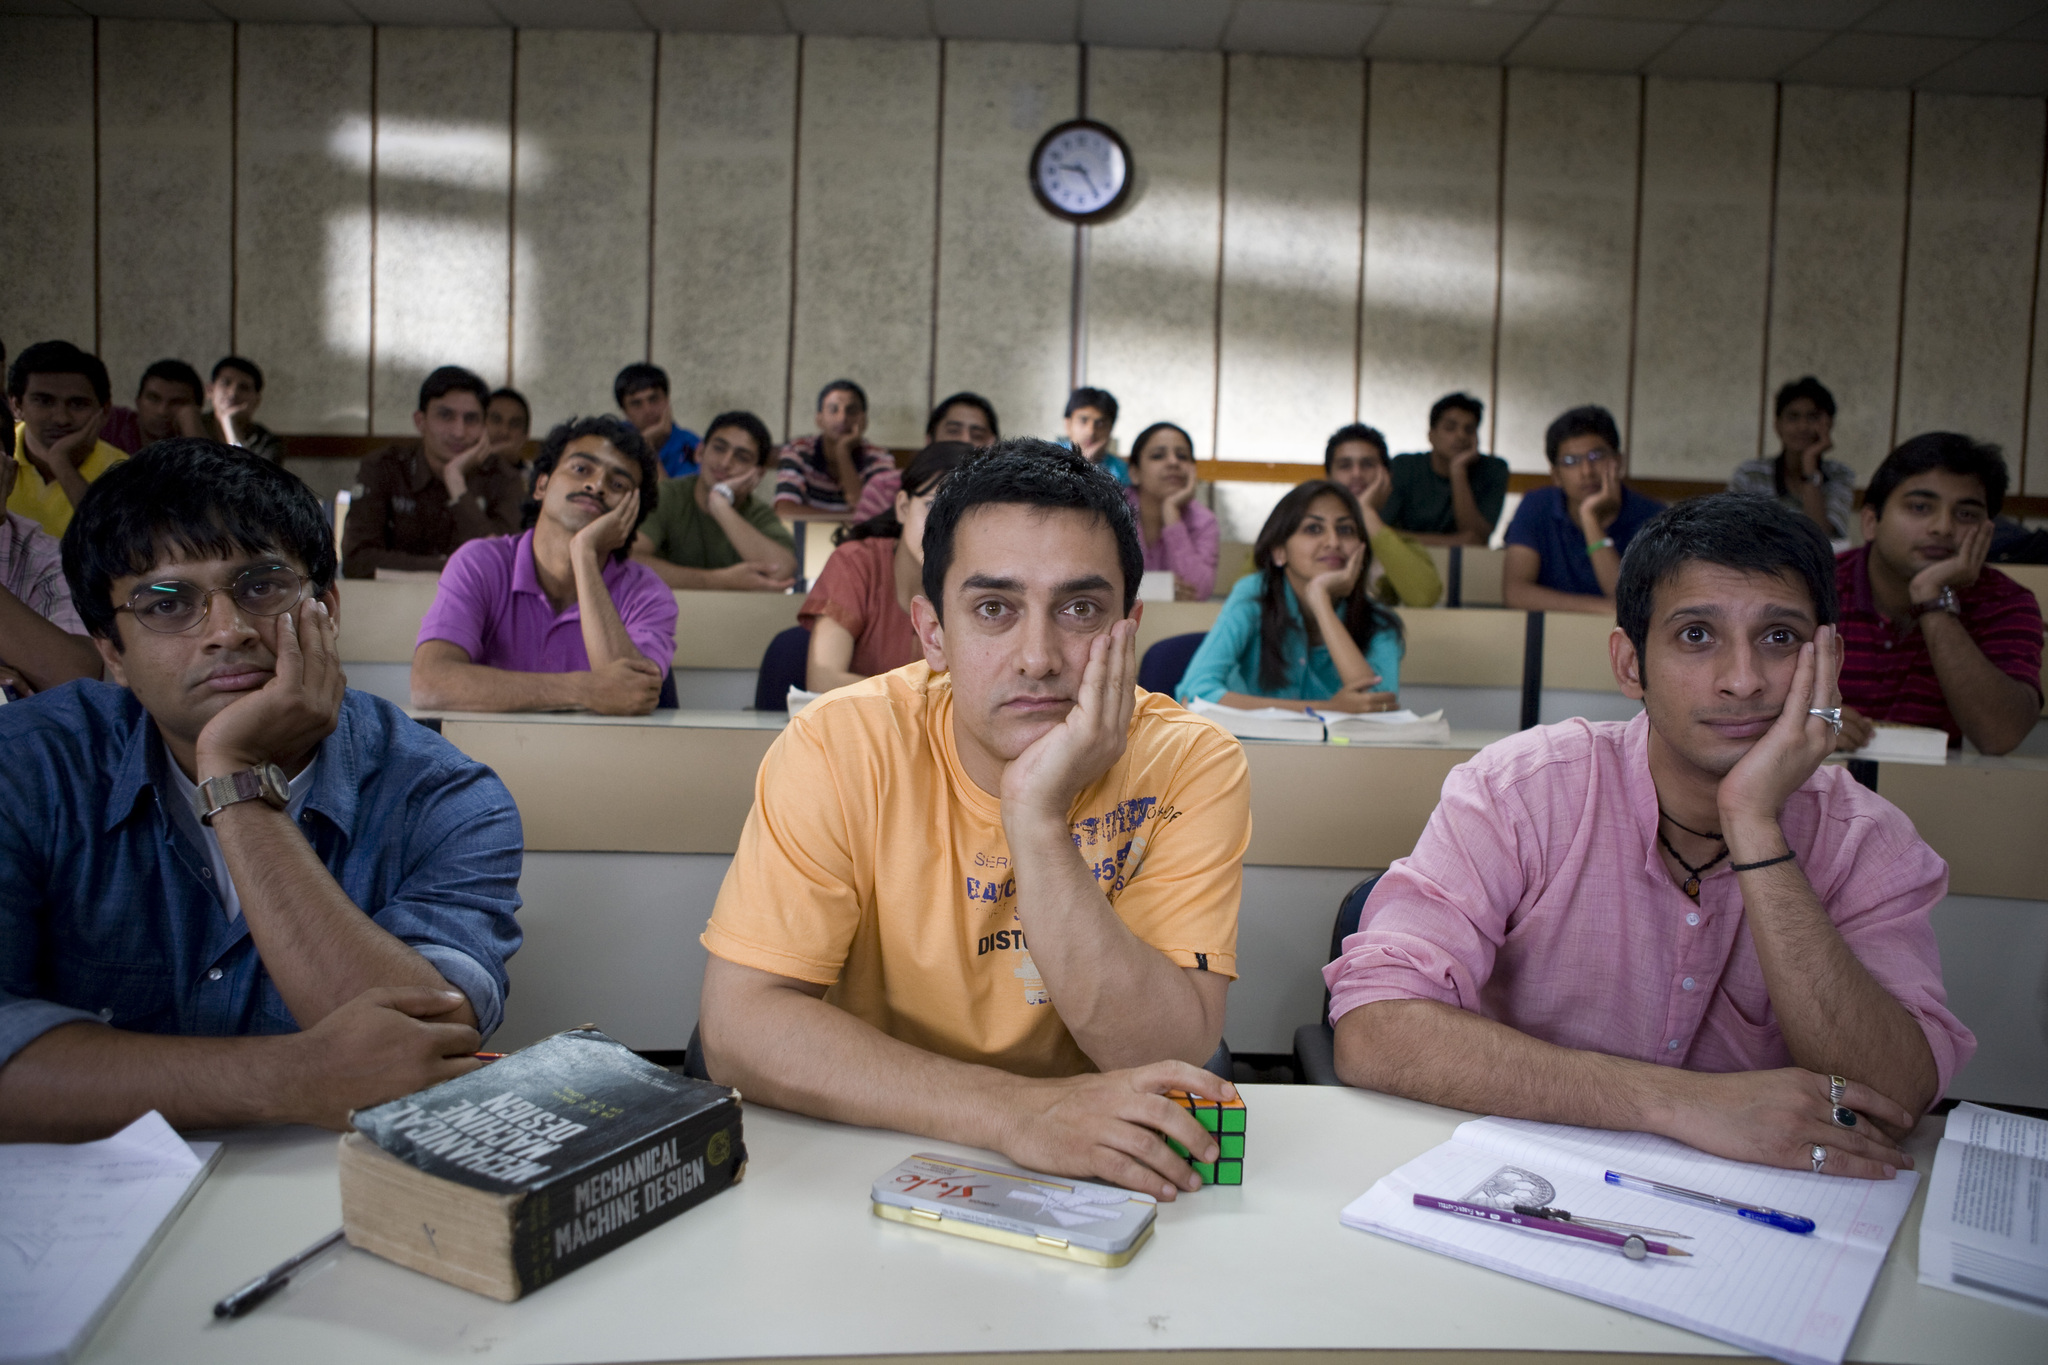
[1029,119,1133,223]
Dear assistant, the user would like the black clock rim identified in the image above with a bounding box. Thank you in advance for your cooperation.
[1028,117,1134,225]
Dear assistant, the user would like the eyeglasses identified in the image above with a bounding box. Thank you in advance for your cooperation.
[1557,450,1613,470]
[117,565,309,634]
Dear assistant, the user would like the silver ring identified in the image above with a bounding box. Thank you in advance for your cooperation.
[1832,1105,1858,1129]
[1809,707,1843,734]
[1830,1074,1848,1104]
[1811,1144,1827,1173]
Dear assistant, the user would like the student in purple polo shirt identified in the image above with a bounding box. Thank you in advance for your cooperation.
[410,415,678,716]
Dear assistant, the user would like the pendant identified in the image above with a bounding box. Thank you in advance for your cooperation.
[1682,877,1700,898]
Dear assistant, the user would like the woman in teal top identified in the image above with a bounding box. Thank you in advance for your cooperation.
[1177,480,1404,712]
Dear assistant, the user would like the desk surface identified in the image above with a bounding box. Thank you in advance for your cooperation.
[81,1089,2036,1365]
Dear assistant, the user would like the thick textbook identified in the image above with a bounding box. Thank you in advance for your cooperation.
[1918,1101,2048,1318]
[1341,1115,1916,1365]
[340,1028,746,1301]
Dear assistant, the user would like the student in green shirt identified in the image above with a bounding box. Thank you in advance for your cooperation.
[1383,391,1510,547]
[630,411,797,591]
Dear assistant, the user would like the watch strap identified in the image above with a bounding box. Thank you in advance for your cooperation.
[1909,587,1960,620]
[196,764,289,825]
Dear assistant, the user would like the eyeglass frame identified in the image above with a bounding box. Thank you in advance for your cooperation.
[114,563,314,635]
[1555,448,1616,471]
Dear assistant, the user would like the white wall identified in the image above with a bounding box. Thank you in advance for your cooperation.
[2,18,2045,494]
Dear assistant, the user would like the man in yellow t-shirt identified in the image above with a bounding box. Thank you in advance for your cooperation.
[701,440,1252,1200]
[7,341,128,538]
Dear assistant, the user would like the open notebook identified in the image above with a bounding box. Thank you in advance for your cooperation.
[0,1111,222,1365]
[1341,1115,1917,1365]
[1186,697,1451,745]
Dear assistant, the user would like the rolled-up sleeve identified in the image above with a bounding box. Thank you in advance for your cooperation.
[615,565,680,677]
[1322,758,1530,1024]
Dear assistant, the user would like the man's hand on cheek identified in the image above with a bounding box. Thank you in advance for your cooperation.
[998,619,1137,820]
[195,599,345,779]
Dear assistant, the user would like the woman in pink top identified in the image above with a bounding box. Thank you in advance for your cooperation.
[800,442,972,693]
[1123,422,1219,600]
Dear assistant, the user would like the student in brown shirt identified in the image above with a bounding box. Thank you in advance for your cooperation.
[343,367,525,579]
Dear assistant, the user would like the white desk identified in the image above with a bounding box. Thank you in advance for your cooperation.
[79,1089,2038,1365]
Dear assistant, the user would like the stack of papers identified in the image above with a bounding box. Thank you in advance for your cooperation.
[1918,1101,2048,1317]
[1341,1115,1917,1365]
[1852,723,1950,765]
[0,1111,222,1365]
[1188,697,1450,745]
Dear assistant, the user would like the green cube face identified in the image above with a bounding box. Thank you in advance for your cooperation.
[1195,1106,1220,1132]
[1219,1133,1244,1159]
[1219,1107,1245,1134]
[1191,1160,1216,1182]
[1214,1159,1242,1185]
[1166,1136,1191,1160]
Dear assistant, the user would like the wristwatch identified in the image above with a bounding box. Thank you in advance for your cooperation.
[195,763,291,825]
[1909,586,1961,620]
[1803,469,1825,486]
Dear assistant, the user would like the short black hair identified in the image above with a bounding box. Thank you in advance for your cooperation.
[60,438,337,645]
[524,415,660,561]
[418,365,490,413]
[1774,375,1835,419]
[138,359,205,406]
[1429,391,1483,429]
[487,386,531,425]
[1324,423,1387,470]
[927,391,1000,441]
[1544,404,1621,463]
[701,410,774,466]
[1866,431,2008,520]
[920,439,1143,622]
[614,361,669,408]
[817,378,867,413]
[1065,386,1119,425]
[211,355,265,391]
[1615,494,1837,662]
[8,340,111,405]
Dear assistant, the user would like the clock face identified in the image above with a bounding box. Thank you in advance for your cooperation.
[1030,120,1132,223]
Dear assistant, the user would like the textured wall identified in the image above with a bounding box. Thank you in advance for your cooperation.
[8,16,2047,501]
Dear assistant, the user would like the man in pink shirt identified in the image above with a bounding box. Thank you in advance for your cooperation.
[1328,495,1973,1182]
[411,415,677,716]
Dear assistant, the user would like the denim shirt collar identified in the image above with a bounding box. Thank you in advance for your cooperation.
[101,694,358,837]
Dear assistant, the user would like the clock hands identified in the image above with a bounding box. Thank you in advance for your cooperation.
[1058,162,1100,195]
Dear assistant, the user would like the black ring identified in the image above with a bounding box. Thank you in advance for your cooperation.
[1832,1105,1857,1129]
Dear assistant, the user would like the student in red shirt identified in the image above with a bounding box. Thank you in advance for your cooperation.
[1835,433,2042,756]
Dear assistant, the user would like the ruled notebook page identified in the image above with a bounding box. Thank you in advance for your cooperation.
[1341,1116,1918,1365]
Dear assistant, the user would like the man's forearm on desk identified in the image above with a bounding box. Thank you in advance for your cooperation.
[0,1023,298,1141]
[411,650,587,711]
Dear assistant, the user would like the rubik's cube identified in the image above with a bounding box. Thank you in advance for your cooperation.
[1164,1090,1245,1185]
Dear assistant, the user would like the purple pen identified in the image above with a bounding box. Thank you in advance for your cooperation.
[1413,1194,1691,1260]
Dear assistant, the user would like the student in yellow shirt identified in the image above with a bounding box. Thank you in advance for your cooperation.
[1323,423,1441,607]
[700,441,1251,1201]
[7,341,128,538]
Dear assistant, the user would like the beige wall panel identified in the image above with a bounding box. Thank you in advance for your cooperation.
[788,36,939,448]
[1628,78,1775,480]
[371,27,514,435]
[1894,94,2045,461]
[512,29,655,433]
[236,24,373,434]
[0,19,95,353]
[1494,68,1639,473]
[932,40,1077,446]
[1358,62,1501,459]
[651,34,795,438]
[2030,215,2048,497]
[1083,47,1224,452]
[1765,86,1910,481]
[96,20,234,400]
[1216,53,1363,465]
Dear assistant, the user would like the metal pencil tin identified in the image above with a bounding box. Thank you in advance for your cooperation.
[870,1152,1157,1267]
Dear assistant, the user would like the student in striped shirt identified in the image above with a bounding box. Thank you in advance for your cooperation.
[1834,433,2042,757]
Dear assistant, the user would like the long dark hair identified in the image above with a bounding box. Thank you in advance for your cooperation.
[1250,480,1399,693]
[836,441,975,545]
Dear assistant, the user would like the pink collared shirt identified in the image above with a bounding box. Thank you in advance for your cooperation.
[1324,712,1975,1097]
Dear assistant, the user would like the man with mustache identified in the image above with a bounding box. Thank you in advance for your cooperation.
[1832,433,2041,758]
[1329,495,1973,1181]
[410,414,676,716]
[700,441,1251,1199]
[0,440,522,1141]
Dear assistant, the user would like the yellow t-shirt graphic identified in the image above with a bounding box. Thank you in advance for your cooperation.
[704,663,1250,1078]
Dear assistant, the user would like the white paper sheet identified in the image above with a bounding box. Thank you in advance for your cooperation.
[0,1111,222,1365]
[1917,1102,2048,1319]
[1341,1116,1917,1365]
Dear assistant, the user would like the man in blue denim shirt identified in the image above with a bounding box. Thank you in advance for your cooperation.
[0,440,523,1141]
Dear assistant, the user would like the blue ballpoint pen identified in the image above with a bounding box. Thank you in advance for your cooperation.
[1605,1170,1816,1234]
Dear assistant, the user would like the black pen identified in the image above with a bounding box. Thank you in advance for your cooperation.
[213,1228,346,1318]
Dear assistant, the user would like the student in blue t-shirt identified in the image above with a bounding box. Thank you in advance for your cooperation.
[1176,480,1404,713]
[1503,404,1665,616]
[614,362,700,478]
